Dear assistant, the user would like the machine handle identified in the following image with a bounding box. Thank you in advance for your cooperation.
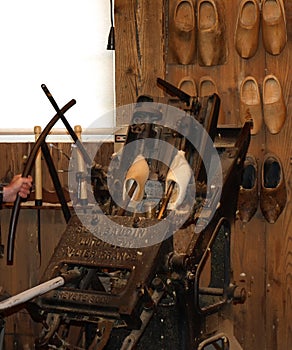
[7,99,76,265]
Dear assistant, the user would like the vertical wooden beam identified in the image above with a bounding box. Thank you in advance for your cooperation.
[264,2,292,348]
[115,0,165,125]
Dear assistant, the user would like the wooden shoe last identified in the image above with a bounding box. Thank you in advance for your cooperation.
[165,150,192,210]
[123,155,149,207]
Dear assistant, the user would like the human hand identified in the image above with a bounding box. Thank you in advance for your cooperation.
[3,175,33,203]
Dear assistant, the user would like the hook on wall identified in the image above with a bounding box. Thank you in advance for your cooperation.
[107,0,115,50]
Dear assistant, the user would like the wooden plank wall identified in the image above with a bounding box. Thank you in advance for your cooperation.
[114,0,292,349]
[264,2,292,348]
[114,0,165,116]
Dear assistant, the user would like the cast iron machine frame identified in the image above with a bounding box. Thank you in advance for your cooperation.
[1,79,250,349]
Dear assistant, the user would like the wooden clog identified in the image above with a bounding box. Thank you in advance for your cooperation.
[240,76,263,135]
[235,0,260,58]
[263,74,286,134]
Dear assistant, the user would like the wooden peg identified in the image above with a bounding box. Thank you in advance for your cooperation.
[34,126,42,206]
[74,125,88,205]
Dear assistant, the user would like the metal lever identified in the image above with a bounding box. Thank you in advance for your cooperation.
[7,99,76,265]
[41,84,92,167]
[157,77,192,106]
[0,269,80,312]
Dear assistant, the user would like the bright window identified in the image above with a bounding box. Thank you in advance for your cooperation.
[0,0,115,140]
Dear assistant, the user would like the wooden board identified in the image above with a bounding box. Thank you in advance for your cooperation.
[115,0,165,125]
[264,2,292,348]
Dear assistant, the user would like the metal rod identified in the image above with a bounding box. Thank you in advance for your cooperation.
[157,78,191,106]
[198,287,224,296]
[157,180,175,219]
[117,182,138,216]
[41,84,92,166]
[0,277,64,312]
[41,142,71,223]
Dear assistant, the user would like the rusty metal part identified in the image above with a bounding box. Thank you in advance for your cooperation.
[198,332,229,350]
[88,320,114,350]
[120,288,165,350]
[36,313,61,347]
[157,77,198,109]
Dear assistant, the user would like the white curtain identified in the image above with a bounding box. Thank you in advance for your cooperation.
[0,0,115,134]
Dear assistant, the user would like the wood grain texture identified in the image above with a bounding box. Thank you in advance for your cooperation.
[264,1,292,347]
[115,0,165,124]
[165,1,292,349]
[0,209,66,348]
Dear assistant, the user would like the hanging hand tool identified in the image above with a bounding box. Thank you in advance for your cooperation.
[74,125,88,206]
[34,126,43,264]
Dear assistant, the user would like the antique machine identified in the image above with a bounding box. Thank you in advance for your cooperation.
[1,79,251,349]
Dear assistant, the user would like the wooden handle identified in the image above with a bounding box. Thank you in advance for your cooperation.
[34,126,42,205]
[74,125,87,204]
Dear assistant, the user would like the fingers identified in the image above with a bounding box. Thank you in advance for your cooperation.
[12,174,33,199]
[18,186,31,198]
[18,189,31,198]
[19,176,33,198]
[21,175,33,187]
